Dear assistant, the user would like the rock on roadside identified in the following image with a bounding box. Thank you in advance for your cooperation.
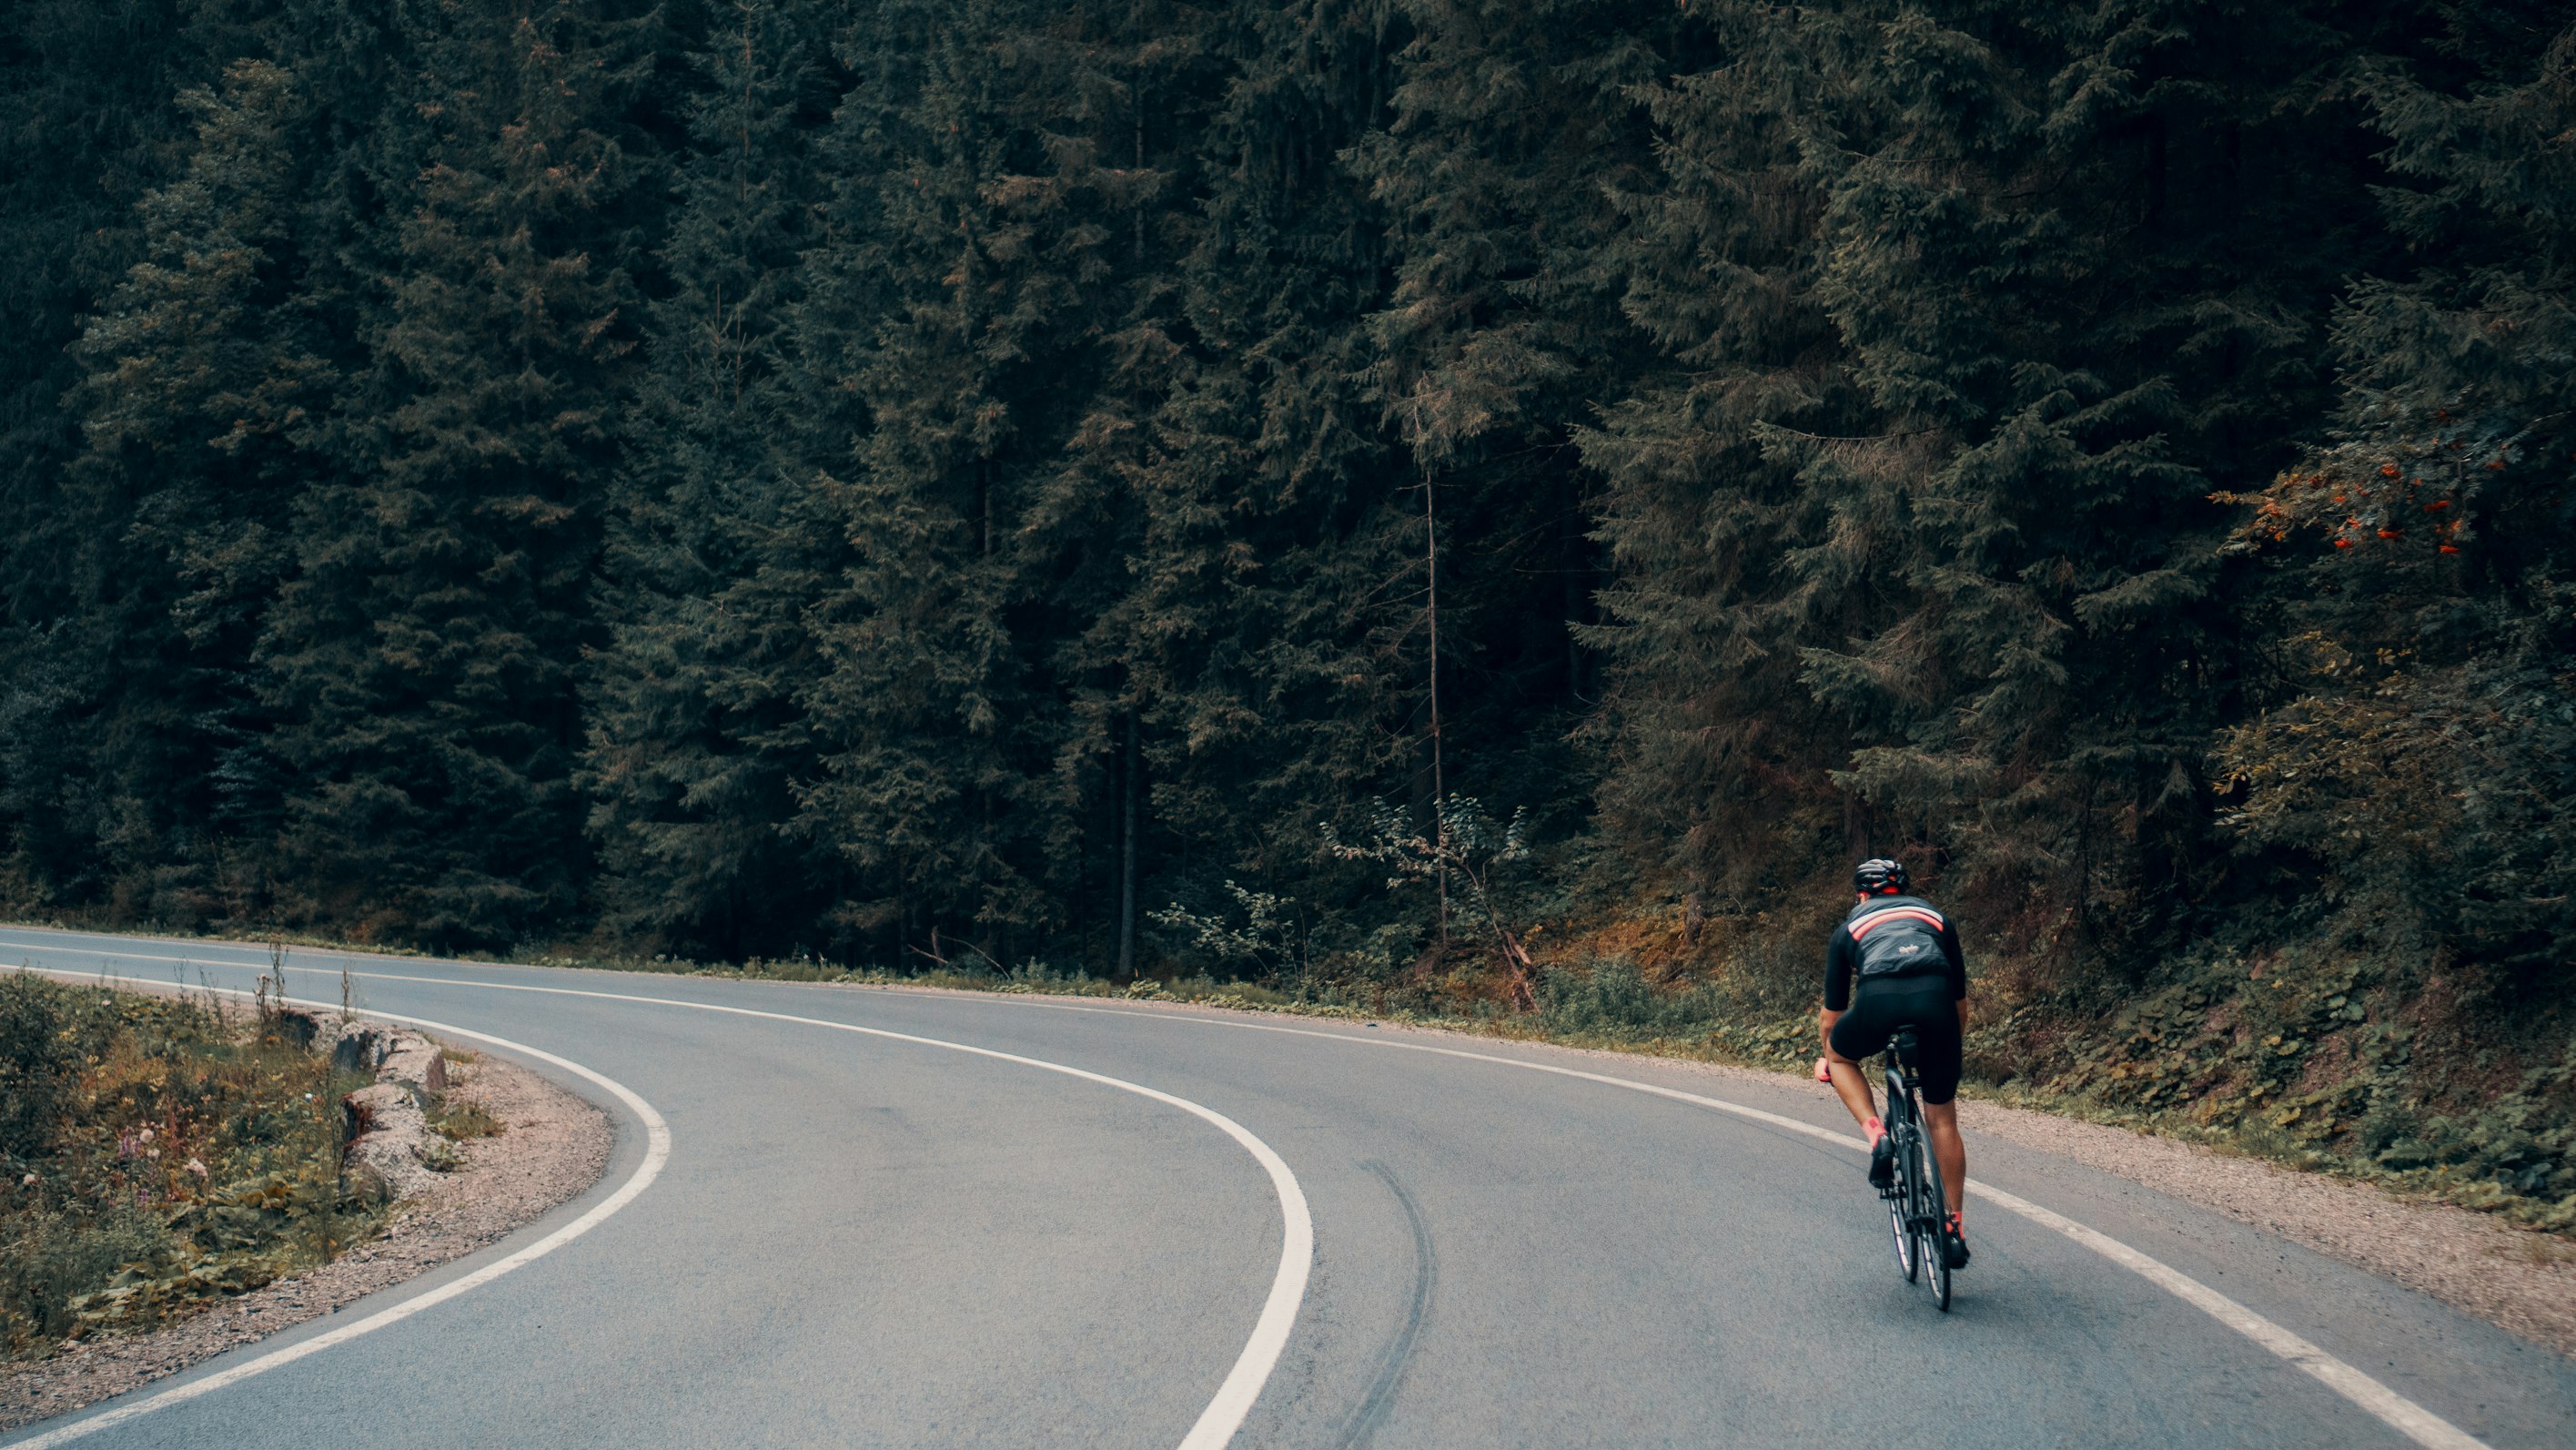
[305,1014,450,1202]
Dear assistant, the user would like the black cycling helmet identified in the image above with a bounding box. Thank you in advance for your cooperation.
[1853,857,1909,895]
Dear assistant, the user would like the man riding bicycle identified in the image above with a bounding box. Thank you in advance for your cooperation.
[1818,857,1970,1269]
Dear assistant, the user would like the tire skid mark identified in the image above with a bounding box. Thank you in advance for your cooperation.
[1333,1161,1435,1450]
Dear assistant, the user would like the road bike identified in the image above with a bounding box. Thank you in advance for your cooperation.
[1879,1027,1954,1312]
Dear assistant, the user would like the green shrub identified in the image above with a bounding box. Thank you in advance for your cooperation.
[0,974,384,1356]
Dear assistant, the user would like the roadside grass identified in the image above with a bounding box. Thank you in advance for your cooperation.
[429,1096,503,1142]
[0,972,385,1357]
[9,915,2571,1239]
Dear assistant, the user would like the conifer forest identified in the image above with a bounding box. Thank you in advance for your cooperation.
[5,1,2573,1202]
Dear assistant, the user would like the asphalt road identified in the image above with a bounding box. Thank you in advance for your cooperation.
[3,926,2571,1449]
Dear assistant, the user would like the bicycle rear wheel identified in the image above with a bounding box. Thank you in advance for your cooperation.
[1880,1091,1920,1283]
[1887,1144,1917,1283]
[1909,1111,1952,1312]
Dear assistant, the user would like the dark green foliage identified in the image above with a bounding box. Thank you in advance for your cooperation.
[256,0,655,947]
[0,3,2569,1196]
[582,0,837,958]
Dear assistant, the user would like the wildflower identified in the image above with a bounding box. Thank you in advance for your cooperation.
[185,1158,207,1178]
[18,1173,34,1186]
[2334,539,2353,550]
[136,1187,151,1208]
[2378,530,2399,540]
[146,1147,160,1161]
[2379,464,2400,477]
[2440,545,2460,554]
[138,1127,153,1143]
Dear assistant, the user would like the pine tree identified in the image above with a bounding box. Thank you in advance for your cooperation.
[582,0,838,959]
[0,0,201,910]
[258,0,653,946]
[57,57,336,920]
[792,0,1106,965]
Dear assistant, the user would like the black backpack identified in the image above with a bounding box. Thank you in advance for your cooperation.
[1845,895,1949,982]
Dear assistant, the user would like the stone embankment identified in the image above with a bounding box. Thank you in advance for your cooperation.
[309,1015,450,1201]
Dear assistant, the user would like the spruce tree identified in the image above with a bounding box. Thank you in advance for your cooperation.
[258,0,652,946]
[1065,0,1408,972]
[0,0,199,909]
[1590,0,2402,975]
[58,57,335,919]
[793,0,1098,964]
[583,0,837,959]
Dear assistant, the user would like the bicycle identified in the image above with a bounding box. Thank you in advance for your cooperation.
[1878,1026,1954,1312]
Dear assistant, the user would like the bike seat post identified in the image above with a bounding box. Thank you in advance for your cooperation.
[1887,1027,1919,1085]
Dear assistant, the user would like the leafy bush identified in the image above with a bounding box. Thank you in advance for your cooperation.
[1539,959,1720,1040]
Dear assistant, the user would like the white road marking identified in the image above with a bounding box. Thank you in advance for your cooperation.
[3,975,672,1450]
[0,945,1312,1450]
[0,931,2495,1449]
[1004,998,2496,1450]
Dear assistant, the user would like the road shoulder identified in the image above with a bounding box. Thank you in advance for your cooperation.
[0,1046,610,1434]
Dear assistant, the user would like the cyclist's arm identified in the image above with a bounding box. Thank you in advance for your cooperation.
[1939,918,1969,1033]
[1820,928,1856,1049]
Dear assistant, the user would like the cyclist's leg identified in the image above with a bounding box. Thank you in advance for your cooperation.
[1922,1100,1966,1218]
[1823,999,1891,1129]
[1909,993,1967,1222]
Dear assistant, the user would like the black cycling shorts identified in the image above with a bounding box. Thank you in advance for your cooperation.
[1829,977,1963,1105]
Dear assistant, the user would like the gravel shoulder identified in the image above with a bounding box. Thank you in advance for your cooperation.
[0,1045,610,1434]
[1954,1093,2576,1356]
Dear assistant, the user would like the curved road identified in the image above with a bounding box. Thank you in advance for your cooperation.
[4,927,2570,1448]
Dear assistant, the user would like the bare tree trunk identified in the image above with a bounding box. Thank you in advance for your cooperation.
[1425,472,1447,950]
[1117,713,1139,978]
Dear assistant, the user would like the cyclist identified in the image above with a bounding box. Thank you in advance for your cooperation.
[1817,857,1971,1268]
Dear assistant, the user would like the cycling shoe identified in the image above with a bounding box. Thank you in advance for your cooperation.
[1865,1121,1894,1191]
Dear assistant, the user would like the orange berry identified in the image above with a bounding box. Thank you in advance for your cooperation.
[2439,544,2460,554]
[2334,539,2354,549]
[2380,464,2401,477]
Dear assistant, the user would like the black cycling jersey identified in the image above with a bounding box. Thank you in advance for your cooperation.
[1823,894,1966,1011]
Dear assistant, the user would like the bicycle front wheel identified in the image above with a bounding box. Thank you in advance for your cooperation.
[1888,1164,1917,1283]
[1910,1120,1952,1312]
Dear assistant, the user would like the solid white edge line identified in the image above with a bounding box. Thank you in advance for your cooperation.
[996,999,2494,1450]
[3,970,672,1450]
[1,948,1313,1450]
